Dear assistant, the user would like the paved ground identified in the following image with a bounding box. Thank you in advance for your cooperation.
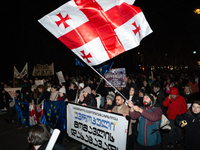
[0,112,185,150]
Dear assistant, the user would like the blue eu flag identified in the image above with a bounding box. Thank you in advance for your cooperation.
[40,100,65,130]
[15,99,30,126]
[96,61,114,75]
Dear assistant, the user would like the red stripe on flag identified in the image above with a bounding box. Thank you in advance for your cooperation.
[74,0,126,59]
[58,21,99,50]
[59,1,142,59]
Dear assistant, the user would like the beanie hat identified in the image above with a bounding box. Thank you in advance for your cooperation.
[83,86,91,94]
[59,86,66,94]
[106,94,115,102]
[79,83,84,89]
[169,87,179,95]
[145,94,154,103]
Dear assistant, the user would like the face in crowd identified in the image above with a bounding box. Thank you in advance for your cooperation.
[115,95,124,107]
[192,103,200,114]
[143,95,152,107]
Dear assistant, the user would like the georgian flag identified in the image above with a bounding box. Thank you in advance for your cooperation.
[39,0,152,66]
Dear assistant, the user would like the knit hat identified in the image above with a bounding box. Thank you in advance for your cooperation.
[106,94,115,102]
[83,86,91,94]
[144,94,154,103]
[169,87,179,95]
[79,83,84,89]
[59,86,66,94]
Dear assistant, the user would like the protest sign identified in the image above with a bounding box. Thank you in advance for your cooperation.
[56,71,65,83]
[32,63,54,76]
[35,80,44,86]
[5,88,21,107]
[104,68,126,88]
[66,103,129,150]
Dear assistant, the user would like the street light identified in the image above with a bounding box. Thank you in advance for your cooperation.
[194,8,200,14]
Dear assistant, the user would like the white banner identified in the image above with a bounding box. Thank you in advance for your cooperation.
[32,63,54,76]
[56,71,65,83]
[5,88,21,107]
[67,103,129,150]
[14,63,28,79]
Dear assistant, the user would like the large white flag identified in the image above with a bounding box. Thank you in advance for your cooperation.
[38,0,152,66]
[14,63,28,79]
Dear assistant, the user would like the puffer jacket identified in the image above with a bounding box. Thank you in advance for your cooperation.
[163,87,187,120]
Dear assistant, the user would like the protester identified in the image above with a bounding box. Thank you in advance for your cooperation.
[128,86,142,107]
[78,86,97,149]
[163,87,187,148]
[27,124,65,150]
[0,88,12,109]
[175,100,200,150]
[128,94,162,150]
[152,83,165,109]
[163,78,174,96]
[112,94,133,150]
[138,89,145,104]
[142,80,151,94]
[104,93,115,112]
[57,86,68,101]
[78,86,97,107]
[67,82,77,102]
[188,76,199,98]
[183,85,196,104]
[36,85,50,104]
[49,85,59,101]
[75,83,84,103]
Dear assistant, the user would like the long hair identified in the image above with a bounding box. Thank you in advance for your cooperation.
[188,100,200,113]
[83,93,92,105]
[128,86,138,99]
[184,85,193,94]
[37,85,47,93]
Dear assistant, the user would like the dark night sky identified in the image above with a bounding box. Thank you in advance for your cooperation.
[1,0,200,81]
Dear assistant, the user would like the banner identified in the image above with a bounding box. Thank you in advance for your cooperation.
[14,63,28,79]
[56,71,65,83]
[104,68,126,88]
[5,88,21,107]
[32,63,54,76]
[67,103,129,150]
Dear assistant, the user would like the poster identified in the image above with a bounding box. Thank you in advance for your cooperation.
[67,103,129,150]
[104,68,126,88]
[56,71,65,83]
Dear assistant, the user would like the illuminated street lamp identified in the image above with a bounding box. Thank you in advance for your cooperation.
[194,8,200,14]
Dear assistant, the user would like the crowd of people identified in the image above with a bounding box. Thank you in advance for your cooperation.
[0,70,200,150]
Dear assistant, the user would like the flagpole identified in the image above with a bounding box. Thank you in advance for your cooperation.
[13,67,15,88]
[88,65,128,101]
[95,77,103,92]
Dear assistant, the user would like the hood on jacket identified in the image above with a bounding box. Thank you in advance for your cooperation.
[169,87,179,95]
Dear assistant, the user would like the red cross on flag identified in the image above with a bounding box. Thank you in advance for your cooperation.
[39,0,152,66]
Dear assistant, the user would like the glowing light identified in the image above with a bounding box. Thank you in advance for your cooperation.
[194,8,200,14]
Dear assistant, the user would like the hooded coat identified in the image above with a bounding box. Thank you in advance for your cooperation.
[163,87,187,120]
